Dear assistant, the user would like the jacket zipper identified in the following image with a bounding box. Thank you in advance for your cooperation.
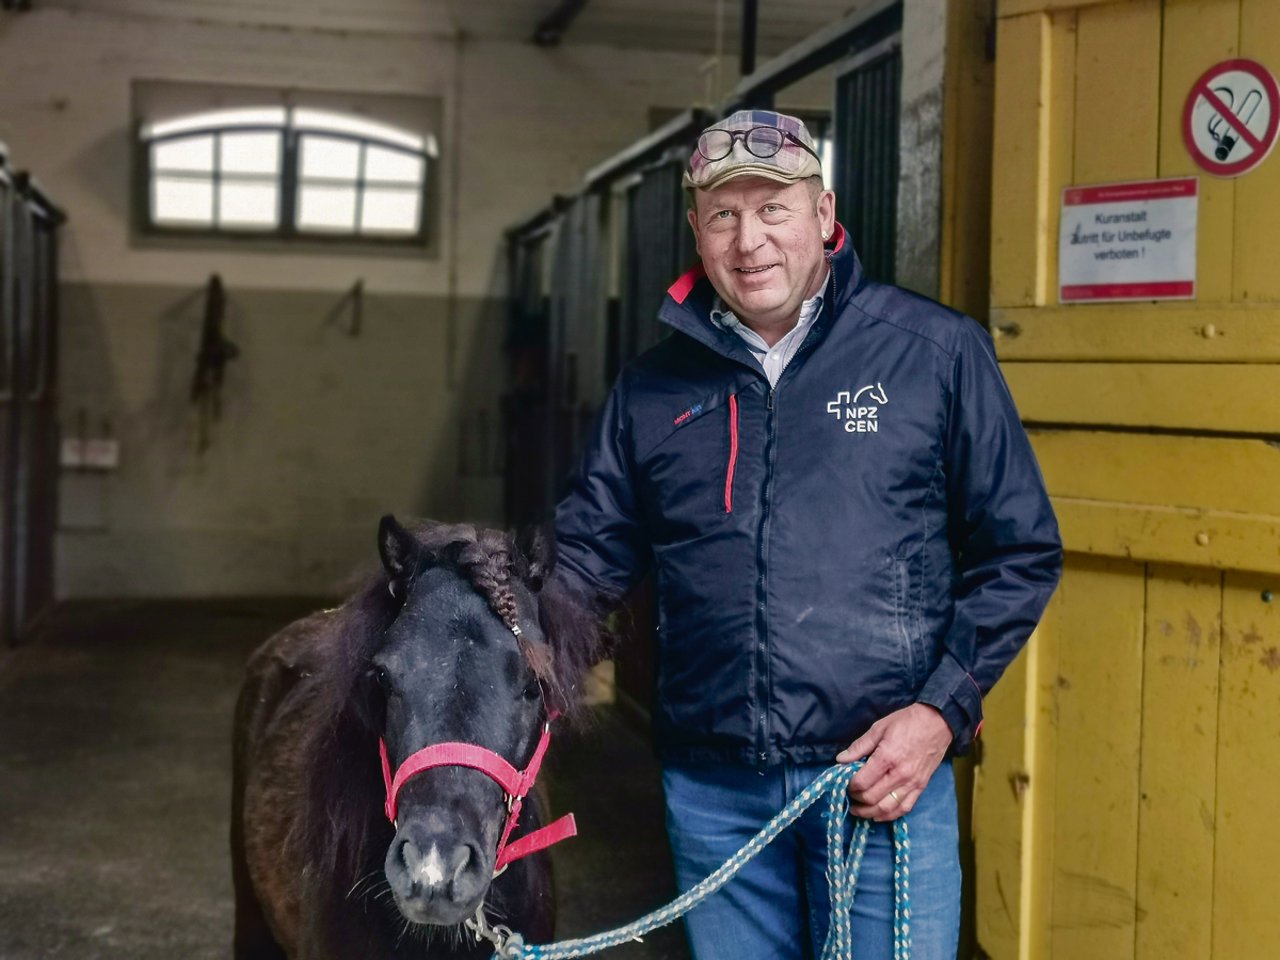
[724,394,739,513]
[750,272,837,768]
[753,386,777,768]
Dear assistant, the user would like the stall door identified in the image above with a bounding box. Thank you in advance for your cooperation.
[504,227,555,528]
[0,167,17,647]
[13,194,59,639]
[834,39,902,283]
[621,157,696,360]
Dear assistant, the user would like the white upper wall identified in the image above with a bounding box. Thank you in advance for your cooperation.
[0,3,714,296]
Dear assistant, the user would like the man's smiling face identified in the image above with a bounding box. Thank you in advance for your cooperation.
[688,176,835,342]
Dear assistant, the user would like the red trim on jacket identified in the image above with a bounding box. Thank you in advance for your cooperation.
[725,394,739,513]
[829,221,847,255]
[667,264,706,304]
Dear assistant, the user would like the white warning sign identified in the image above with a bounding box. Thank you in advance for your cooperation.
[1059,178,1198,303]
[1182,58,1280,178]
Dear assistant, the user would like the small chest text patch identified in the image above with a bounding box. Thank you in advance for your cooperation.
[673,403,703,427]
[826,383,888,434]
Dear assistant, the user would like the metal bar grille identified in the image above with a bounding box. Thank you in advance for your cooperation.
[835,45,901,284]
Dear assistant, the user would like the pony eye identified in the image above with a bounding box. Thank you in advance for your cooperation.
[370,665,391,692]
[522,678,542,702]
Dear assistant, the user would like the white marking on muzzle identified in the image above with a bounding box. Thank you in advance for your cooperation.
[419,844,446,887]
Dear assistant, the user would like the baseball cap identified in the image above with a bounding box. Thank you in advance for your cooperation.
[683,110,823,191]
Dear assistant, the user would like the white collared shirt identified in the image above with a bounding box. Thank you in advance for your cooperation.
[710,269,830,387]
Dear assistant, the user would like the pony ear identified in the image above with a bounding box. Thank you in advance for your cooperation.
[378,514,419,581]
[517,524,555,591]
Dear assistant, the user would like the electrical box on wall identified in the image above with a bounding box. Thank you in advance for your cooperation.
[60,413,119,471]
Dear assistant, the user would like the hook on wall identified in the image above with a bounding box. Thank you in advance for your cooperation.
[323,279,365,338]
[191,273,240,454]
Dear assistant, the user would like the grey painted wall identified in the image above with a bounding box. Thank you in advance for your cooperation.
[57,282,507,597]
[895,0,948,299]
[0,2,712,598]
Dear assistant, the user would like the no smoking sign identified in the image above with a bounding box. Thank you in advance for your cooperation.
[1182,58,1280,177]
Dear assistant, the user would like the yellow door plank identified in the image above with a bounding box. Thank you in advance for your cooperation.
[974,643,1028,959]
[1003,362,1280,434]
[991,12,1053,308]
[1051,497,1280,575]
[1021,601,1063,960]
[1160,0,1239,302]
[999,0,1115,16]
[1136,565,1221,960]
[1072,0,1161,186]
[1044,8,1078,307]
[1235,0,1280,301]
[974,594,1067,960]
[1028,432,1280,516]
[990,303,1280,361]
[941,0,997,323]
[1050,556,1145,958]
[1214,572,1280,958]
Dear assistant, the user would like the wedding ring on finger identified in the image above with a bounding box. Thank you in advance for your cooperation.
[889,789,901,804]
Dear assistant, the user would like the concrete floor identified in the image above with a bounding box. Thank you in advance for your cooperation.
[0,600,689,960]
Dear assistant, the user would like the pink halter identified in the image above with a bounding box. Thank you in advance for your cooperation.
[378,717,577,873]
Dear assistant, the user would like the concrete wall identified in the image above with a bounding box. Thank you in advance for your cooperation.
[0,4,710,597]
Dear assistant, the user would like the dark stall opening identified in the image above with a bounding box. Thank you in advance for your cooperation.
[1,150,66,649]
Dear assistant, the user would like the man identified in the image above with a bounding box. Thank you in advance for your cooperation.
[553,110,1061,959]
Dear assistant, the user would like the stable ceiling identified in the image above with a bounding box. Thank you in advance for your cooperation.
[35,0,862,57]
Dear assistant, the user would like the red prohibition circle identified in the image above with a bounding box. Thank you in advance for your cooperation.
[1182,58,1280,177]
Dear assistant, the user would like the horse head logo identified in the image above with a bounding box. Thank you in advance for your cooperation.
[852,382,888,405]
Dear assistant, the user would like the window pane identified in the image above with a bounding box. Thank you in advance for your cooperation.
[153,135,214,173]
[297,184,357,231]
[364,146,423,184]
[221,132,281,174]
[145,107,286,139]
[153,177,214,225]
[359,188,421,235]
[300,135,360,180]
[293,108,424,151]
[218,181,279,228]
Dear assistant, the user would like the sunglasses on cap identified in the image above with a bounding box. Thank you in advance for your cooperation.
[696,125,822,163]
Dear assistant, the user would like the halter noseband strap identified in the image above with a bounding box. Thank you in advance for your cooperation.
[378,717,577,873]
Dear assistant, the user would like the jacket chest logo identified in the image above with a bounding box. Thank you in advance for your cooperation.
[826,383,888,433]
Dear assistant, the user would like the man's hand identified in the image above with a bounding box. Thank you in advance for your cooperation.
[835,703,953,821]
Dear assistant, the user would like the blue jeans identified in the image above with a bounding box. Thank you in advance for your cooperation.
[662,759,960,960]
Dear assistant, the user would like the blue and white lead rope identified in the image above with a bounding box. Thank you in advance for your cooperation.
[469,762,911,960]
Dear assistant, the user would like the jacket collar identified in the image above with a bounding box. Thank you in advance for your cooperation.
[657,222,864,361]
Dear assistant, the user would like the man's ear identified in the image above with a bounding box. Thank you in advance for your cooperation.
[378,515,419,581]
[816,188,836,238]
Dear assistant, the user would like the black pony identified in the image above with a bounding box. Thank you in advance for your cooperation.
[230,516,604,959]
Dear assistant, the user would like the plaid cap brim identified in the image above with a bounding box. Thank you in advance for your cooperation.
[681,161,816,191]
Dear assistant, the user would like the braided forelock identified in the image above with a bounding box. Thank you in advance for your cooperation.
[416,523,555,685]
[454,529,521,636]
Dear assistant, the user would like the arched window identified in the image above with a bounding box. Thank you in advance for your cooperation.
[140,107,436,242]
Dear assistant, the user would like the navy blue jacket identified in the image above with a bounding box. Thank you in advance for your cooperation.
[554,224,1062,767]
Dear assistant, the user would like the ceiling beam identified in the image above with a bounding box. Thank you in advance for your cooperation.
[531,0,589,46]
[739,0,758,76]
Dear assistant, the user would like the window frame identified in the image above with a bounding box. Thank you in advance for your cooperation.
[135,111,436,249]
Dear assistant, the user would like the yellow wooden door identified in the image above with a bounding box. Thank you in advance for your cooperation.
[973,0,1280,956]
